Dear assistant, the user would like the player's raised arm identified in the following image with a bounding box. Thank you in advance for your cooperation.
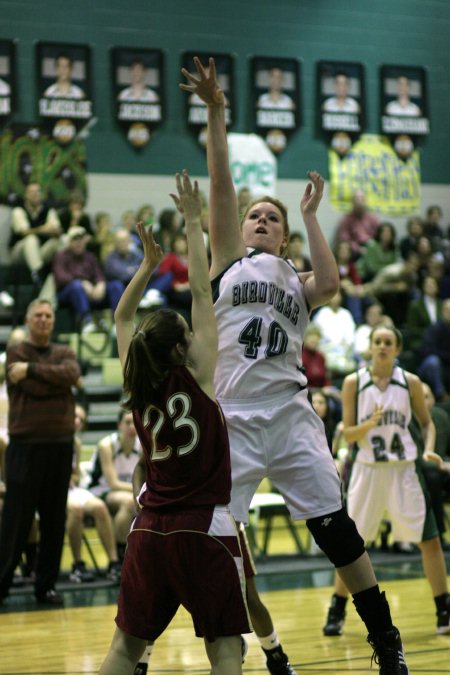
[180,57,245,278]
[170,170,217,394]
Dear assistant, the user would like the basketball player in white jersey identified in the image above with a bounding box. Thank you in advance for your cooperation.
[180,56,409,674]
[323,324,450,637]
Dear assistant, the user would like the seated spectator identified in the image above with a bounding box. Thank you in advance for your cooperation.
[427,254,450,299]
[353,302,393,365]
[93,212,115,263]
[399,215,424,260]
[334,240,364,324]
[414,235,434,287]
[157,232,191,316]
[59,190,94,241]
[152,208,183,253]
[302,324,331,389]
[85,410,141,561]
[420,383,450,551]
[361,250,421,326]
[9,181,61,296]
[417,298,450,401]
[335,188,379,259]
[103,229,144,287]
[312,290,357,381]
[310,388,339,452]
[286,232,312,272]
[67,404,122,582]
[53,226,123,333]
[405,275,442,354]
[136,203,155,227]
[423,205,445,251]
[356,222,398,282]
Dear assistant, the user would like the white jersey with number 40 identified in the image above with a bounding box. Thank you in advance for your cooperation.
[355,366,418,464]
[212,250,309,401]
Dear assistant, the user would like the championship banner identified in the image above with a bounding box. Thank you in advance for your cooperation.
[227,133,277,197]
[329,133,420,216]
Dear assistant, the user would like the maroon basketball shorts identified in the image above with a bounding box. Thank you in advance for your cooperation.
[116,505,252,642]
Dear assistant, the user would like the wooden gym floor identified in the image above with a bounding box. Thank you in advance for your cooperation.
[0,523,449,674]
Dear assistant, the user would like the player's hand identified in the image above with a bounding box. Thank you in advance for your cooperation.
[136,221,163,269]
[300,171,324,219]
[180,56,225,106]
[170,170,202,222]
[369,403,384,427]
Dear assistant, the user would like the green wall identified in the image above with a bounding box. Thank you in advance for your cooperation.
[2,0,450,182]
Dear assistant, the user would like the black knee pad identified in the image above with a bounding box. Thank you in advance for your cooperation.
[307,508,365,568]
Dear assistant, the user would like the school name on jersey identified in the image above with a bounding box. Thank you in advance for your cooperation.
[232,280,300,325]
[362,408,406,429]
[39,98,92,118]
[257,110,295,129]
[119,102,161,121]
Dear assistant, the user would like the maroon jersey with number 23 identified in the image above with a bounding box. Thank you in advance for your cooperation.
[133,365,231,509]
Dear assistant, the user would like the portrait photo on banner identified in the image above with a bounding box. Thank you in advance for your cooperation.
[112,46,163,149]
[317,60,365,157]
[252,55,301,154]
[0,39,15,121]
[36,41,93,146]
[182,51,234,148]
[380,64,429,161]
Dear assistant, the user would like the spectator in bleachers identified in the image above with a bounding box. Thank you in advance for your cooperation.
[417,298,450,402]
[9,182,62,296]
[53,226,123,334]
[423,205,445,251]
[334,239,364,324]
[104,230,143,288]
[66,404,122,583]
[286,231,312,272]
[414,234,434,287]
[399,215,424,260]
[157,232,192,317]
[356,222,398,282]
[361,250,421,326]
[85,410,141,561]
[310,389,339,452]
[405,275,442,354]
[312,289,357,381]
[119,210,140,251]
[93,212,115,263]
[153,208,182,253]
[335,188,379,259]
[59,190,94,241]
[427,254,450,299]
[136,203,155,228]
[302,324,331,389]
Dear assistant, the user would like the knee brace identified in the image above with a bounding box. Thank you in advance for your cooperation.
[307,508,365,568]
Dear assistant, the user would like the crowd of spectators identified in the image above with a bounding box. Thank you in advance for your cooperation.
[0,183,449,594]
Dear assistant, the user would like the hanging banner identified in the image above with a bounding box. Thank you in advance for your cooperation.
[227,132,277,197]
[329,133,420,216]
[36,41,93,146]
[0,39,15,123]
[112,47,164,149]
[183,51,234,148]
[252,56,301,155]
